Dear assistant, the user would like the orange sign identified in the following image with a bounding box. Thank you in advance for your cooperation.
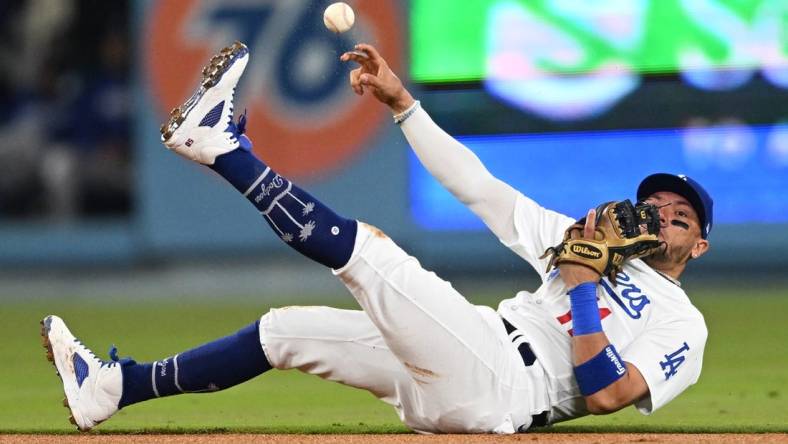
[146,0,402,180]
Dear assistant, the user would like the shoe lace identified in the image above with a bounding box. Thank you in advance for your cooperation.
[107,345,137,368]
[226,108,247,139]
[226,107,252,151]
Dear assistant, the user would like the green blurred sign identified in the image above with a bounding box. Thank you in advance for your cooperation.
[410,0,788,83]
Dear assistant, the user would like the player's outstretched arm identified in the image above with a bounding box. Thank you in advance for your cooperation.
[341,44,521,242]
[561,210,650,414]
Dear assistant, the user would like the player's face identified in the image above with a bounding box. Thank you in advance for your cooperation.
[641,191,709,267]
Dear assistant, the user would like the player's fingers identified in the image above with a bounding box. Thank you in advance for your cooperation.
[341,47,379,72]
[341,54,376,77]
[349,68,363,95]
[359,73,383,90]
[340,50,369,63]
[584,209,596,238]
[354,43,386,66]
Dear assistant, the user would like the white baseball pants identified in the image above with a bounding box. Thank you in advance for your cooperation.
[259,223,550,433]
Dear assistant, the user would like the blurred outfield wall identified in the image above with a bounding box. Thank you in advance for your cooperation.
[1,0,787,275]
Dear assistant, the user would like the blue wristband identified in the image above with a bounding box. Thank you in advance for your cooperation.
[574,345,628,396]
[569,282,601,336]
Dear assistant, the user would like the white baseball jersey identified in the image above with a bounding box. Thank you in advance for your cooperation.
[497,193,708,422]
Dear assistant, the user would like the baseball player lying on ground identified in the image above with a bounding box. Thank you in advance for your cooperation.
[42,42,714,434]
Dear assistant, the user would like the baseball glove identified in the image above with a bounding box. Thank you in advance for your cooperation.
[541,200,663,284]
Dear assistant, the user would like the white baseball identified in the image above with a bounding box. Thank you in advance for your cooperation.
[323,2,355,33]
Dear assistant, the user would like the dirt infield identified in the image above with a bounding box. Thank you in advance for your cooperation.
[2,434,786,444]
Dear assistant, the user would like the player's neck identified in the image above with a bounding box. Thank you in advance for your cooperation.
[644,259,684,284]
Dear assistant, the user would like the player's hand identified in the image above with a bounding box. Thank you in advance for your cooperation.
[559,208,603,289]
[341,43,415,114]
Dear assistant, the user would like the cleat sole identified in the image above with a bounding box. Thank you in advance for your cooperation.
[40,317,54,366]
[41,316,86,432]
[160,41,248,143]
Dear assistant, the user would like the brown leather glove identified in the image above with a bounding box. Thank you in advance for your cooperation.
[541,200,663,284]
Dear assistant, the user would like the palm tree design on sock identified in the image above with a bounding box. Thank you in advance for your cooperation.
[260,180,318,243]
[299,221,316,242]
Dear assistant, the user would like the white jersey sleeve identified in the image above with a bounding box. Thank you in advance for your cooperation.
[621,316,708,414]
[399,105,521,244]
[398,103,574,274]
[503,194,576,277]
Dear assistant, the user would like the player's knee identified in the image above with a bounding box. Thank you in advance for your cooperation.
[257,310,282,368]
[360,222,388,239]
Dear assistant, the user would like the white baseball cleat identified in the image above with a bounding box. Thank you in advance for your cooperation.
[160,41,250,165]
[41,315,122,432]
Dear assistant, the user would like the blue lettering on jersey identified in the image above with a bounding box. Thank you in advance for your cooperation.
[599,272,650,319]
[660,342,690,380]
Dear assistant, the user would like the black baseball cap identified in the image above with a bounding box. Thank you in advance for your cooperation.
[636,173,714,239]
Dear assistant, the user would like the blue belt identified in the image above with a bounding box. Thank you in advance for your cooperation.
[502,318,537,366]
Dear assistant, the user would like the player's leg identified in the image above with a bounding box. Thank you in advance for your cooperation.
[259,306,414,407]
[40,43,404,433]
[42,307,416,432]
[161,42,356,270]
[332,223,550,433]
[41,314,272,431]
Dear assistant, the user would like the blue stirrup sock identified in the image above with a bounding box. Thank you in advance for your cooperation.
[117,320,271,408]
[210,138,357,270]
[569,281,602,336]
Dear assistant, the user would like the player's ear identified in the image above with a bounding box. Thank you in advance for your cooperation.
[690,238,709,260]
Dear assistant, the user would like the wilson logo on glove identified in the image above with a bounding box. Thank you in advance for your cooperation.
[571,244,603,259]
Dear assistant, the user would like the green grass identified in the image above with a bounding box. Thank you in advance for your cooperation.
[2,284,786,434]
